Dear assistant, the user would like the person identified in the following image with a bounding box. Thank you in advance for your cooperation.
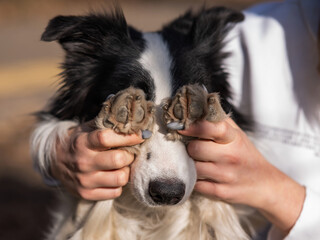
[196,0,319,238]
[31,0,320,239]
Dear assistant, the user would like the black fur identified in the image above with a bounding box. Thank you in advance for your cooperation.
[40,6,248,128]
[161,7,247,127]
[41,9,153,121]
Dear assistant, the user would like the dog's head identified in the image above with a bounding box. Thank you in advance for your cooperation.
[41,6,244,206]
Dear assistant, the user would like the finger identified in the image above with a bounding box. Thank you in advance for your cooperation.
[178,119,237,144]
[73,150,134,173]
[93,150,135,171]
[187,140,233,163]
[77,186,123,201]
[194,180,230,201]
[194,180,219,198]
[86,129,144,150]
[195,161,235,183]
[76,167,130,189]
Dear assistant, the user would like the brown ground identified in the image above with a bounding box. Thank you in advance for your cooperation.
[0,0,276,239]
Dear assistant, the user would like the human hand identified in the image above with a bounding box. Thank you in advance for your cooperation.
[51,121,144,201]
[179,118,305,235]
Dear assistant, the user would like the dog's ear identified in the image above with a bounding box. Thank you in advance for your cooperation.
[163,7,243,52]
[41,15,82,42]
[41,8,136,121]
[41,9,129,53]
[190,7,244,47]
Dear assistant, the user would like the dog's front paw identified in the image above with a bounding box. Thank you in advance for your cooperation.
[95,87,155,134]
[162,84,228,140]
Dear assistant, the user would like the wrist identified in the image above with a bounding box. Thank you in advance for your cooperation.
[257,167,306,235]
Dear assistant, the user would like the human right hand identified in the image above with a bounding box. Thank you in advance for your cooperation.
[51,122,144,201]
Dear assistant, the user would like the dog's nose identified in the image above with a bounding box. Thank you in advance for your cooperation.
[148,179,185,205]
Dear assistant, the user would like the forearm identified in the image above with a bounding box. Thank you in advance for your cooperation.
[255,164,306,237]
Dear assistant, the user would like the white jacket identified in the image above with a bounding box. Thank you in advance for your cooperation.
[224,0,320,239]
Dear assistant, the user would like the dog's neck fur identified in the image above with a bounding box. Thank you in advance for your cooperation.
[51,188,249,240]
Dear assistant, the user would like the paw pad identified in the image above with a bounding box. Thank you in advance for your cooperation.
[95,87,154,135]
[162,84,228,140]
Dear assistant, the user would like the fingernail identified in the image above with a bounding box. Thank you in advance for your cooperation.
[142,130,152,139]
[105,94,115,101]
[167,122,185,130]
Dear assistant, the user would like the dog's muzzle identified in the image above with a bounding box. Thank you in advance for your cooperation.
[148,179,186,205]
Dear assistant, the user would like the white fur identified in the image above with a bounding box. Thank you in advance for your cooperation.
[130,109,197,206]
[133,33,197,206]
[53,191,249,240]
[139,33,173,104]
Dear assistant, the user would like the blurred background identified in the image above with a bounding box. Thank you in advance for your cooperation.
[0,0,277,239]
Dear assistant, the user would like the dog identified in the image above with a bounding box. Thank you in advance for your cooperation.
[32,5,253,240]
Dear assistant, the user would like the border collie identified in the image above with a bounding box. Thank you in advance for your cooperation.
[32,6,251,240]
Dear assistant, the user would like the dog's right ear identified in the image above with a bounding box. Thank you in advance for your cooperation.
[41,9,130,53]
[41,15,81,42]
[41,15,100,53]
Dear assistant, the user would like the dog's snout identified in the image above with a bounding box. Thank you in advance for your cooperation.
[148,179,185,205]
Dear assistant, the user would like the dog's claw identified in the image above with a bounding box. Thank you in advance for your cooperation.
[105,94,115,101]
[167,122,184,130]
[142,130,153,139]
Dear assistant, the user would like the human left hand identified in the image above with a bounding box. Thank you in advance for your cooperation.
[179,118,305,235]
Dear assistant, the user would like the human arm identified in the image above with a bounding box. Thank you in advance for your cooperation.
[31,116,144,201]
[178,118,306,237]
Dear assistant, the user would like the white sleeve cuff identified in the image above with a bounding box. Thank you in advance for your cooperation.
[31,116,78,187]
[268,187,320,240]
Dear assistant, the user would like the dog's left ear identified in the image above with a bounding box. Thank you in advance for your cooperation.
[190,7,244,47]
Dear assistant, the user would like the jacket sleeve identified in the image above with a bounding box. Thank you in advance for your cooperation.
[31,115,78,186]
[268,188,320,240]
[223,1,320,239]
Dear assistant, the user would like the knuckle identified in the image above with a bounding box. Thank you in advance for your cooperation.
[76,174,91,188]
[214,185,230,200]
[223,171,236,183]
[116,170,129,186]
[111,188,122,199]
[216,121,229,137]
[112,151,126,169]
[224,152,239,164]
[77,158,90,172]
[77,187,92,200]
[187,141,199,158]
[97,130,107,146]
[72,134,85,151]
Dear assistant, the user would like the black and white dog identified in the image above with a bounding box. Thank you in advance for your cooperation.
[32,6,251,240]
